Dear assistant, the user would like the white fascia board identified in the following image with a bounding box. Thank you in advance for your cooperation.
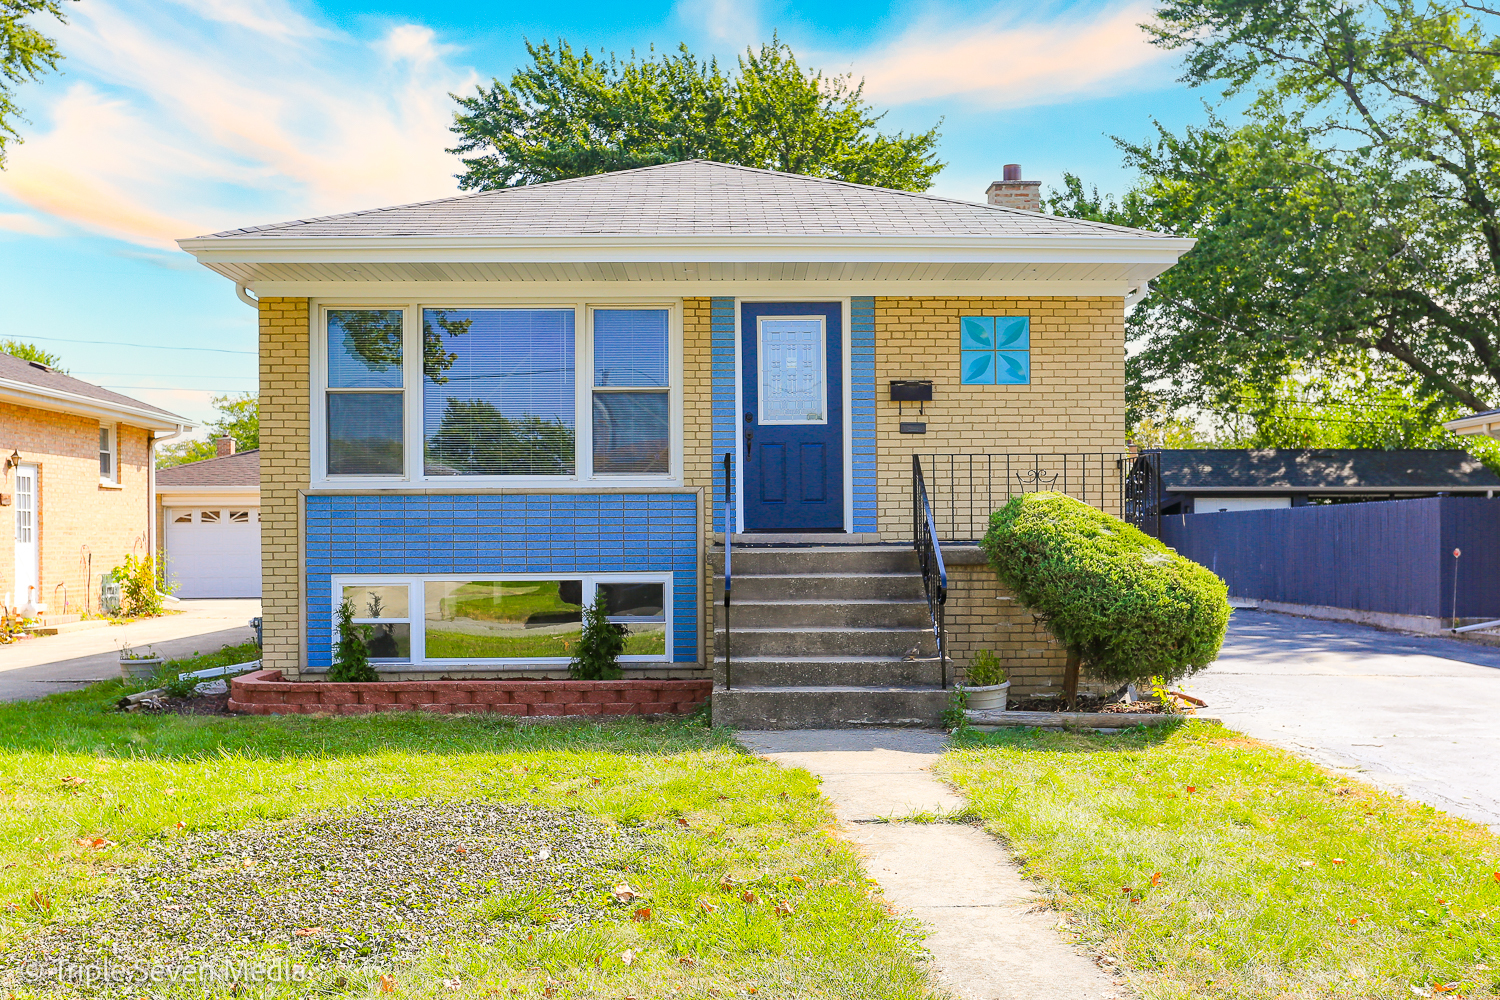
[178,233,1196,267]
[0,381,192,432]
[251,278,1147,299]
[159,487,260,503]
[1443,412,1500,437]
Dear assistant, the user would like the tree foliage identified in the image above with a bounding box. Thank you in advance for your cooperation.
[449,36,943,191]
[0,0,70,167]
[425,400,575,476]
[982,492,1230,702]
[157,393,259,468]
[1055,1,1500,424]
[0,338,62,368]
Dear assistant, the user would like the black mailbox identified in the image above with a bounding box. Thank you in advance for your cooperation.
[889,379,933,402]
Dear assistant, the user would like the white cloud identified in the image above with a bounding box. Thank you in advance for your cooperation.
[0,1,474,249]
[0,212,62,237]
[852,3,1172,109]
[676,0,760,46]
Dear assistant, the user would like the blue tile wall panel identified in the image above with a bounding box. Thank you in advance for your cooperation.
[850,296,878,533]
[710,296,737,533]
[305,493,700,668]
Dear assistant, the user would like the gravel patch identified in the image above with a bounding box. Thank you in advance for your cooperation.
[5,800,634,989]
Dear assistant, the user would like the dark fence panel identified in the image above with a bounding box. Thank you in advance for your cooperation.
[1160,497,1500,620]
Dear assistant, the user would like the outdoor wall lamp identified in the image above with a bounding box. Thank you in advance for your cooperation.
[3,449,18,473]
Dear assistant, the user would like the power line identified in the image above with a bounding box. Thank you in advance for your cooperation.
[23,336,254,356]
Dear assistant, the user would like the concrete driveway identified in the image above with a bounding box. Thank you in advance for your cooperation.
[1180,610,1500,832]
[0,599,261,701]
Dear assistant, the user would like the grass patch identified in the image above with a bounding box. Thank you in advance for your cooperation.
[0,665,937,999]
[941,723,1500,1000]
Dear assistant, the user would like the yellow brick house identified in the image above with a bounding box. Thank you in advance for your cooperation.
[177,161,1190,727]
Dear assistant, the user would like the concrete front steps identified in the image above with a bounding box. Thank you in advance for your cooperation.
[708,545,949,729]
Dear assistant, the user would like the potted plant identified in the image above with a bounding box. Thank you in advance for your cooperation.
[119,645,163,681]
[964,649,1009,711]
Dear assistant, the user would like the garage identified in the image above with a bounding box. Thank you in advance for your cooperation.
[156,445,261,599]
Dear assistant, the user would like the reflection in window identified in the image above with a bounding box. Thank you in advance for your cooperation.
[422,309,575,476]
[342,584,411,661]
[327,310,405,475]
[592,309,669,475]
[424,580,583,659]
[600,581,667,656]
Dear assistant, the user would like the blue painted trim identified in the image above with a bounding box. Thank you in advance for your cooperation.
[710,296,736,532]
[850,296,877,533]
[305,493,700,666]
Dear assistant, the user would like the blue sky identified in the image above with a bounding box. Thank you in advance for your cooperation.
[0,0,1215,435]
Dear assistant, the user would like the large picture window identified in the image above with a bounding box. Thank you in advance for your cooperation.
[327,310,404,475]
[592,309,670,475]
[422,309,575,476]
[329,575,669,666]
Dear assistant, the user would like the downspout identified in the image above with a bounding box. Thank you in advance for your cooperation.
[150,423,188,602]
[236,283,259,309]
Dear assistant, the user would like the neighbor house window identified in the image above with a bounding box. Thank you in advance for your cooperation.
[421,309,575,476]
[592,309,670,475]
[326,309,405,476]
[959,316,1030,385]
[341,583,412,661]
[98,425,115,482]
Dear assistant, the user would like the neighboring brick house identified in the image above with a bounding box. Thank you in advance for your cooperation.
[156,439,261,598]
[177,160,1191,725]
[0,354,192,617]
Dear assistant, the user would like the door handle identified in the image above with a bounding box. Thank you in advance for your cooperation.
[744,412,754,455]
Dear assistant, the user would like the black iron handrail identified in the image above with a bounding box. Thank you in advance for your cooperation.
[1123,450,1164,538]
[917,452,1128,541]
[722,451,733,690]
[912,455,949,689]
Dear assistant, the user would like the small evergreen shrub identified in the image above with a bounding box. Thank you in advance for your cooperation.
[329,598,378,683]
[966,649,1007,687]
[981,492,1230,695]
[569,592,626,681]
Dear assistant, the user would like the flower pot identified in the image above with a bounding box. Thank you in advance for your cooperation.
[966,681,1010,712]
[119,656,163,682]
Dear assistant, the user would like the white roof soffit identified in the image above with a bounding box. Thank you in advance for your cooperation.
[176,234,1196,286]
[0,380,191,433]
[1444,412,1500,438]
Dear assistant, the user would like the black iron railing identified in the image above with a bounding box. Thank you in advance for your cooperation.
[1123,450,1164,538]
[722,451,734,690]
[917,452,1128,542]
[912,455,949,688]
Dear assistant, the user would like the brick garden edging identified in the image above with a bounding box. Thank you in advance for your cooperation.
[227,670,712,717]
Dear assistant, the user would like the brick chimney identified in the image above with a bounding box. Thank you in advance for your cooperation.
[216,436,235,458]
[986,164,1041,213]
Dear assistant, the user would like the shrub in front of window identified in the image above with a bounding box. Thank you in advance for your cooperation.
[569,591,626,681]
[981,492,1230,707]
[330,598,379,683]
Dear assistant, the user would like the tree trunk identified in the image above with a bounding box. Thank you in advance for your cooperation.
[1063,649,1081,710]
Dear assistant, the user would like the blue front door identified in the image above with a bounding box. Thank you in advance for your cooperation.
[741,301,845,532]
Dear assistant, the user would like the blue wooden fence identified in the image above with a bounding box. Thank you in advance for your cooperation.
[1159,497,1500,620]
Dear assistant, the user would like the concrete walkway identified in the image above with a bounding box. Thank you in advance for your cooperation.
[0,599,261,701]
[739,729,1125,1000]
[1180,610,1500,832]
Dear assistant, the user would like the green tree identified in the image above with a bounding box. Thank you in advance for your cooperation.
[449,36,943,191]
[1053,1,1500,421]
[1,0,71,167]
[0,338,62,367]
[329,598,377,683]
[569,590,625,681]
[157,393,258,468]
[425,399,575,476]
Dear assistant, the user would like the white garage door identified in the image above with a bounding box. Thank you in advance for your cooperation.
[165,507,262,598]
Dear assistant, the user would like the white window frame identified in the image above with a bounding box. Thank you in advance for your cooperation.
[328,572,673,669]
[98,423,117,484]
[310,300,683,489]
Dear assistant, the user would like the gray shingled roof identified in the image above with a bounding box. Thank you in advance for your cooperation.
[157,449,260,489]
[1158,449,1500,492]
[198,160,1171,241]
[0,353,188,421]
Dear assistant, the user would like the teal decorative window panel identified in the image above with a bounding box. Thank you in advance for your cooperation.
[959,316,1030,385]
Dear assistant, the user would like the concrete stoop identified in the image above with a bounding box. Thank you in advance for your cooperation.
[709,545,949,728]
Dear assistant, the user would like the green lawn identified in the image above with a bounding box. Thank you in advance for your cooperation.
[942,722,1500,1000]
[0,670,937,999]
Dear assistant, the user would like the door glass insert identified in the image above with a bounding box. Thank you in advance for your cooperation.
[15,470,33,543]
[424,580,584,659]
[757,318,827,424]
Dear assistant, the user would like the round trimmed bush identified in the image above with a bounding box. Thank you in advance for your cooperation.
[981,492,1230,688]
